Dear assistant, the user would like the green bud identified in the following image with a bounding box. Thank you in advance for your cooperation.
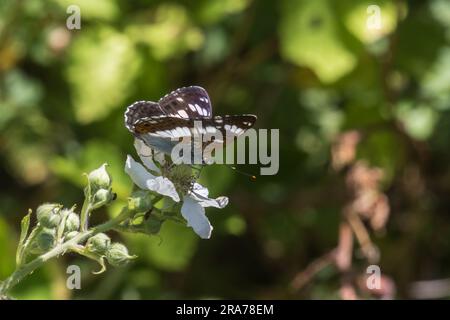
[91,189,113,209]
[36,203,61,228]
[93,188,112,203]
[88,164,111,191]
[87,233,111,255]
[36,228,56,251]
[65,231,79,241]
[106,243,135,267]
[64,211,80,232]
[128,190,152,213]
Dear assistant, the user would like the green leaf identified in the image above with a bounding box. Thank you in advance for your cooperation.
[52,0,119,21]
[279,0,357,83]
[0,218,16,279]
[129,221,198,272]
[50,140,130,199]
[67,27,141,123]
[126,4,204,60]
[16,210,31,267]
[195,0,251,25]
[395,102,438,141]
[339,0,397,44]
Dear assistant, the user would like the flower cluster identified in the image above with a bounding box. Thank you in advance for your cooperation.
[14,164,135,274]
[125,139,228,239]
[0,138,232,297]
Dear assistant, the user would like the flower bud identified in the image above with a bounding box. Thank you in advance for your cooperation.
[91,189,114,209]
[36,203,61,228]
[88,164,111,191]
[36,228,56,251]
[65,231,79,241]
[87,233,111,255]
[128,190,152,213]
[106,243,136,267]
[93,188,112,202]
[64,211,80,232]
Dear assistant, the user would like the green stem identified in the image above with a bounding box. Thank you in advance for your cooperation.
[80,196,92,232]
[0,207,133,296]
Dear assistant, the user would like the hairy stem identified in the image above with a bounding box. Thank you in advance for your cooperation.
[80,196,92,232]
[0,207,134,296]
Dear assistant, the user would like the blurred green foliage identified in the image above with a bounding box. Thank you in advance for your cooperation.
[1,0,450,299]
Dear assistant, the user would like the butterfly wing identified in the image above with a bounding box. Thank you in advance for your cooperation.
[124,100,162,133]
[125,86,211,132]
[133,114,257,140]
[158,86,212,119]
[124,86,257,157]
[212,115,257,138]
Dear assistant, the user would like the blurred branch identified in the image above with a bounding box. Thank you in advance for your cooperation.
[291,130,394,299]
[335,221,358,300]
[335,222,353,272]
[345,210,379,263]
[291,249,336,291]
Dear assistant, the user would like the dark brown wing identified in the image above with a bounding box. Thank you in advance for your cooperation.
[124,101,162,132]
[133,114,257,139]
[158,86,212,119]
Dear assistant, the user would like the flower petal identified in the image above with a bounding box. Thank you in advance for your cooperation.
[125,155,180,202]
[133,139,161,174]
[146,176,180,202]
[181,196,213,239]
[153,150,166,166]
[189,183,229,209]
[191,182,209,197]
[125,155,157,190]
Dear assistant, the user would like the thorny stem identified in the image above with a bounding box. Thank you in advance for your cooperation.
[0,207,134,296]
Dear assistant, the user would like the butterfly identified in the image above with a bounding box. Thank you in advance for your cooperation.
[124,86,257,162]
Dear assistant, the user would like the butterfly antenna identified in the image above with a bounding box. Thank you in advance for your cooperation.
[227,165,257,181]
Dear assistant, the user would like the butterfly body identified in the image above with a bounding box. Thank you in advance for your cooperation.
[125,86,257,159]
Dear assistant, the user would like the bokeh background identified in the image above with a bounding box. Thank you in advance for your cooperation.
[1,0,450,299]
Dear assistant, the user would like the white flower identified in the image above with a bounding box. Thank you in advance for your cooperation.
[125,139,229,239]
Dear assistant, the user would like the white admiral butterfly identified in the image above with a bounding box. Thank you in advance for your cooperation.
[124,86,257,157]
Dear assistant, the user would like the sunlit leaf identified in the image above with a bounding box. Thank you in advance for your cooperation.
[340,0,398,44]
[279,0,357,83]
[421,47,450,110]
[53,0,119,21]
[0,218,16,280]
[126,4,204,60]
[430,0,450,29]
[50,140,130,198]
[67,27,141,123]
[195,0,251,25]
[395,102,438,141]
